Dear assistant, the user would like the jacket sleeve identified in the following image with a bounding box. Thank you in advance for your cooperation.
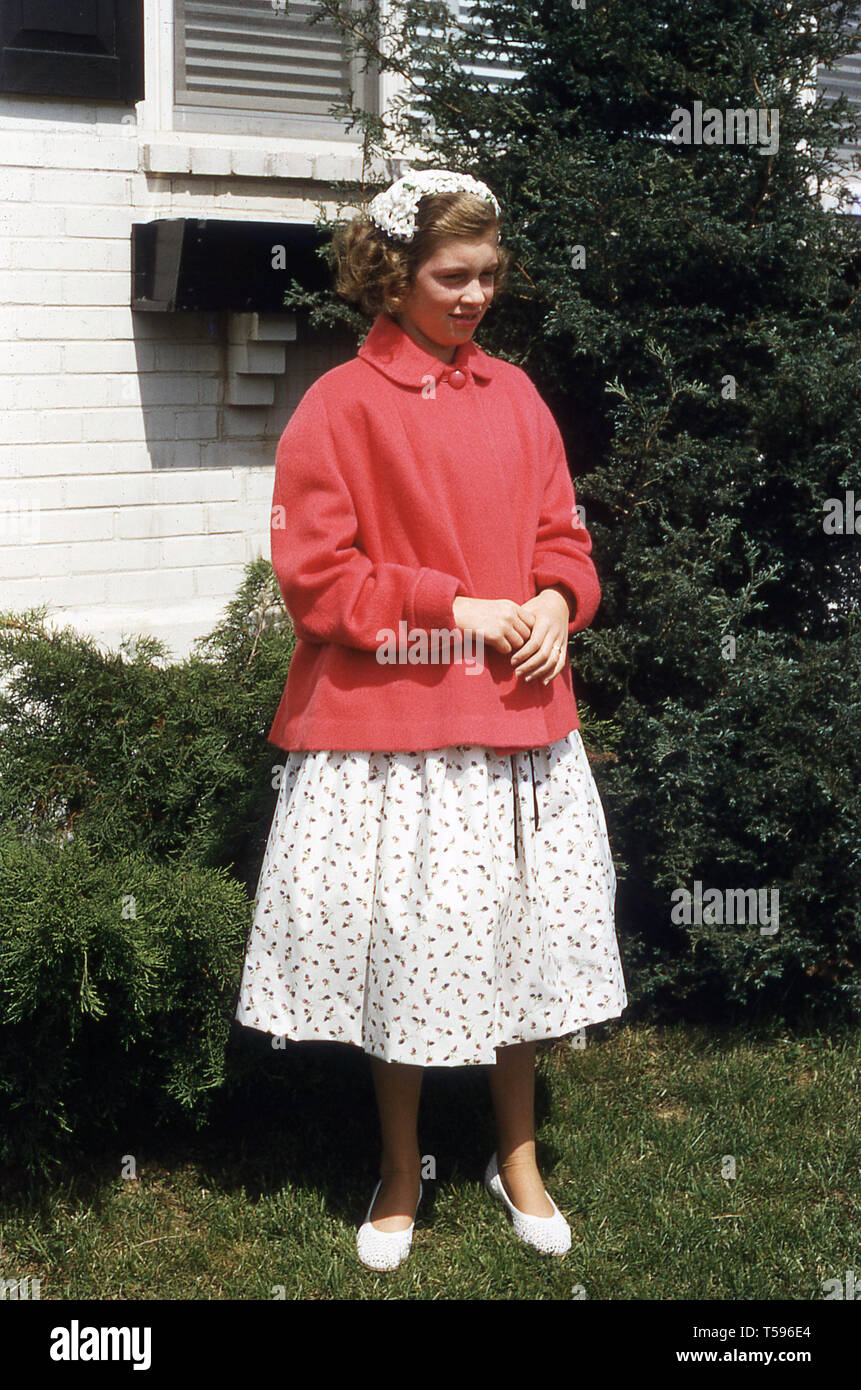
[270,384,468,650]
[530,393,602,635]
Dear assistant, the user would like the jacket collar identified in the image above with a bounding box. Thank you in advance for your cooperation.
[357,311,495,387]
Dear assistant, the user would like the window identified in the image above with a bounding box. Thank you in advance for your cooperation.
[816,6,861,146]
[173,0,378,125]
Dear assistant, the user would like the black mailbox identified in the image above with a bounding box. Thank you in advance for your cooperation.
[131,218,336,312]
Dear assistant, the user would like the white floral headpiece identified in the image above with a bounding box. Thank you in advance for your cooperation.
[367,168,501,243]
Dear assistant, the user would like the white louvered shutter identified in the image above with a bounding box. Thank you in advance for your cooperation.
[174,0,377,118]
[407,0,525,128]
[817,7,861,143]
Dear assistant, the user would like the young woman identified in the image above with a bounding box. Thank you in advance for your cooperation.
[234,169,627,1270]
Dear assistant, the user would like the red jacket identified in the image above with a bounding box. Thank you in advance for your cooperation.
[267,311,602,753]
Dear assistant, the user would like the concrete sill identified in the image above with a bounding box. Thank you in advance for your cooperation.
[140,141,368,182]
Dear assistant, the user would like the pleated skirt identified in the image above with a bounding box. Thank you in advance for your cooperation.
[233,729,627,1066]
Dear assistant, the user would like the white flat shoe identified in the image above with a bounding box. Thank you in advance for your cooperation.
[484,1151,571,1255]
[356,1176,423,1271]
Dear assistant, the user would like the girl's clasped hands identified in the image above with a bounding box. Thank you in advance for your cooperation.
[452,587,571,686]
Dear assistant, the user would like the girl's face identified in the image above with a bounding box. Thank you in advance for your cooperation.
[393,231,500,363]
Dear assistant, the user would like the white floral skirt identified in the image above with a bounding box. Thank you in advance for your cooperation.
[234,729,627,1067]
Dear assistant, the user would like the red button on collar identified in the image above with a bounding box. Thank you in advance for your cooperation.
[446,369,467,389]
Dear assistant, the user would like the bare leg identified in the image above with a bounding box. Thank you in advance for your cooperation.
[366,1056,424,1232]
[486,1040,554,1216]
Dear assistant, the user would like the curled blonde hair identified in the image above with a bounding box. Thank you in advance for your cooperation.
[330,190,511,319]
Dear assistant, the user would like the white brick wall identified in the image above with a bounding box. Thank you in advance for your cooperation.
[0,96,359,663]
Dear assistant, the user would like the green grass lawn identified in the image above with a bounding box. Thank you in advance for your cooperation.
[3,1020,858,1300]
